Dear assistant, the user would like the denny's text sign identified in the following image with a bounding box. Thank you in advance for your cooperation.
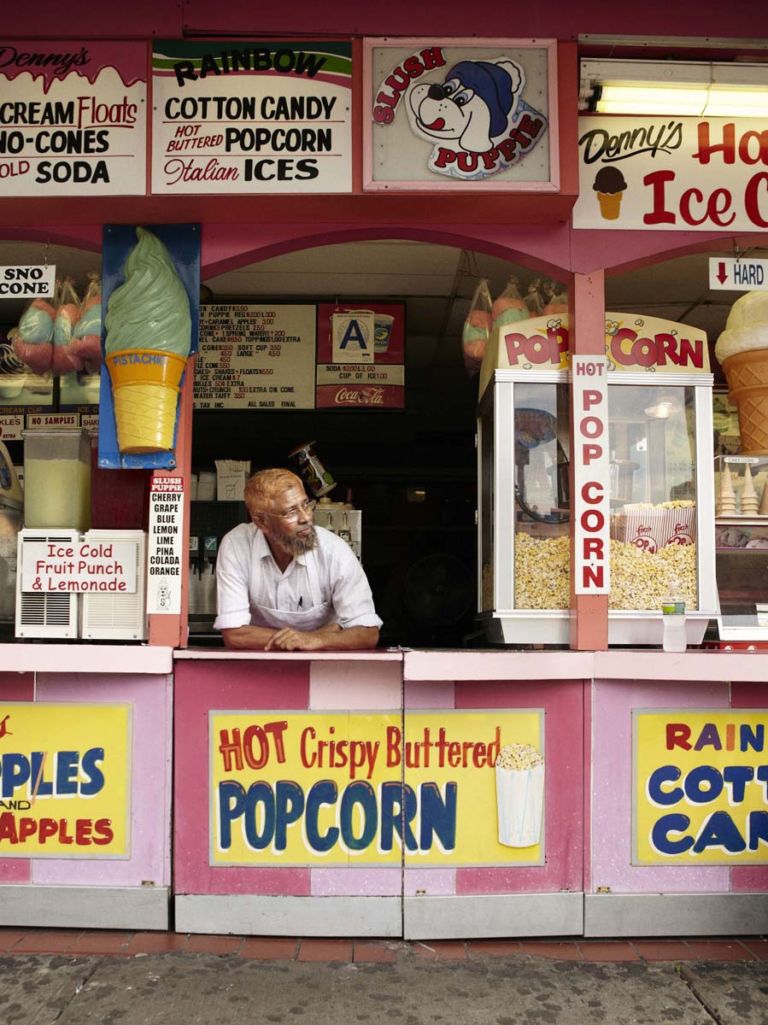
[634,710,768,865]
[210,711,545,867]
[574,117,768,231]
[0,703,130,857]
[0,41,146,196]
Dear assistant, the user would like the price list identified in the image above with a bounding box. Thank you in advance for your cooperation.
[195,305,317,410]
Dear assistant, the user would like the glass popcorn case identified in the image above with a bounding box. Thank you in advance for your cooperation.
[477,313,718,647]
[478,367,572,645]
[606,376,717,645]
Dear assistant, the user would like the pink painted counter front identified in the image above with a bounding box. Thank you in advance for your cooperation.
[0,645,173,930]
[587,655,768,938]
[173,649,586,939]
[173,649,768,940]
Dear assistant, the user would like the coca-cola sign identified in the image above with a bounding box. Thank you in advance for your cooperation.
[316,382,404,409]
[335,386,384,405]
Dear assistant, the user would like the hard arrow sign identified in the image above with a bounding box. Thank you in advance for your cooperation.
[709,258,768,292]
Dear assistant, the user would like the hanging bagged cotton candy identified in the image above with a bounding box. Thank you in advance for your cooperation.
[69,273,102,374]
[52,279,82,375]
[491,277,529,335]
[11,291,56,375]
[524,278,544,316]
[462,279,493,375]
[542,280,568,316]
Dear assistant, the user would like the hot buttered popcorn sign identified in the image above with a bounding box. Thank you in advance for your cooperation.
[210,710,545,866]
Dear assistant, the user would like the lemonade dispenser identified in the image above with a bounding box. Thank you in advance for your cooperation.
[23,427,92,531]
[0,441,23,622]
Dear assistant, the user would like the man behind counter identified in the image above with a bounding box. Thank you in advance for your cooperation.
[214,468,382,651]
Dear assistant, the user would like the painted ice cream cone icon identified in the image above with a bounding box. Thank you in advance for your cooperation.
[593,166,627,220]
[716,292,768,455]
[495,743,545,848]
[105,228,192,454]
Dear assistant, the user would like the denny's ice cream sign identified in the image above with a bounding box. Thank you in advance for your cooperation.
[0,40,146,197]
[211,711,544,866]
[481,313,710,391]
[574,116,768,231]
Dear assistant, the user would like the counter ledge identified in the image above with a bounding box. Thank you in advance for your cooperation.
[0,643,174,674]
[174,648,403,661]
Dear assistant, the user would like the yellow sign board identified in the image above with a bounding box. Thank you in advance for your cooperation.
[0,703,131,858]
[210,710,544,867]
[634,710,768,865]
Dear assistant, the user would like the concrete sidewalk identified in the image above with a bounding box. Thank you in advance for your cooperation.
[2,934,768,1025]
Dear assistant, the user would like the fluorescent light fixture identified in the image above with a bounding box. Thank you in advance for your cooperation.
[580,58,768,117]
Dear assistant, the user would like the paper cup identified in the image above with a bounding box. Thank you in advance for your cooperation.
[495,763,545,848]
[374,314,394,353]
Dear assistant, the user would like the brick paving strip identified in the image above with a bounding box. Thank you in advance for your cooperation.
[0,928,765,963]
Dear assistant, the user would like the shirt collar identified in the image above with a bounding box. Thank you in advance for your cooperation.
[252,525,308,567]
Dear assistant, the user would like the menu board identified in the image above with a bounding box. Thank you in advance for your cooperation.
[0,41,147,197]
[195,305,316,410]
[151,41,352,195]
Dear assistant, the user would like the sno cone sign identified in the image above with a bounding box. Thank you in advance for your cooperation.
[104,228,192,454]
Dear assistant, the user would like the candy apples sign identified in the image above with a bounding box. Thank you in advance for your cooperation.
[365,39,555,188]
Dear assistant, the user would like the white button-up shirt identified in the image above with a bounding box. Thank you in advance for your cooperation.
[214,523,382,632]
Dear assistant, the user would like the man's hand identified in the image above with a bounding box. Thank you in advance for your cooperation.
[223,622,378,651]
[264,628,326,651]
[263,623,378,652]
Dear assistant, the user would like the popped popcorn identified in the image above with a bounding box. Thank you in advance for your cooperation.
[496,743,544,770]
[511,533,698,610]
[514,533,570,609]
[609,540,697,610]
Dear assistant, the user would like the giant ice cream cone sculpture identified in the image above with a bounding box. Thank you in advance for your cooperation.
[105,228,191,454]
[715,292,768,455]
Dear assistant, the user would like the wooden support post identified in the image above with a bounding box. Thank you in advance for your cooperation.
[569,272,609,651]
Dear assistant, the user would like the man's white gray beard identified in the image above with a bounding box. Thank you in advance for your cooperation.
[283,527,318,555]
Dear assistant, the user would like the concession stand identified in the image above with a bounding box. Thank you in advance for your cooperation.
[0,1,767,940]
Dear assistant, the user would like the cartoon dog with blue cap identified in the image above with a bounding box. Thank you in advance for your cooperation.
[408,58,524,153]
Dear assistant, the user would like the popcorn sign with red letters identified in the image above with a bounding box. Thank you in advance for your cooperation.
[573,356,610,594]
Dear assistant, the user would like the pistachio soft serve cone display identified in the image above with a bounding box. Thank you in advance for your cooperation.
[105,228,192,454]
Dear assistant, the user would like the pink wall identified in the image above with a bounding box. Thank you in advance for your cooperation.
[6,1,768,43]
[174,660,312,896]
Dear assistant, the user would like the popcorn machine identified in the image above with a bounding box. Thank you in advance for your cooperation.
[477,313,718,646]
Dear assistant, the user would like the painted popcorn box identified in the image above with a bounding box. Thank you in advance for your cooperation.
[611,502,696,554]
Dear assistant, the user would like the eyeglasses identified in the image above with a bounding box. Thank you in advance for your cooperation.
[266,498,317,523]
